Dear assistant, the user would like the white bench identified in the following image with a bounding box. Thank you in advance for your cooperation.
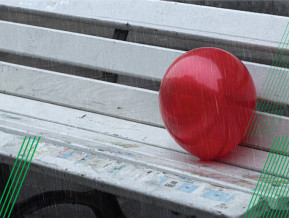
[0,0,289,217]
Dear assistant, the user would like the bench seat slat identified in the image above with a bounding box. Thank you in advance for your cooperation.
[1,61,288,146]
[0,131,254,217]
[0,105,260,193]
[0,93,288,183]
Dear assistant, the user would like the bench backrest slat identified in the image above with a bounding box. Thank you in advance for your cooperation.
[1,21,288,105]
[1,0,289,66]
[0,61,162,126]
[0,21,179,81]
[1,61,289,152]
[0,0,286,50]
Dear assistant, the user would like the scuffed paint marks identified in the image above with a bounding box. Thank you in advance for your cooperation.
[158,176,199,194]
[176,183,199,193]
[201,188,234,202]
[158,176,168,185]
[57,148,74,159]
[106,162,127,176]
[0,132,252,217]
[112,141,139,149]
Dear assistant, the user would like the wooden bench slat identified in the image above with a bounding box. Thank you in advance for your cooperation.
[0,61,162,127]
[1,21,289,105]
[243,112,289,150]
[220,145,289,176]
[0,93,270,185]
[0,93,288,182]
[0,105,260,193]
[0,0,287,52]
[0,131,253,217]
[1,61,289,137]
[0,2,284,65]
[0,20,180,81]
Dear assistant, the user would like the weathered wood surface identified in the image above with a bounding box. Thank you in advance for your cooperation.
[0,1,288,216]
[1,21,288,103]
[1,93,288,216]
[0,0,289,65]
[0,93,285,181]
[0,130,254,217]
[1,62,288,150]
[0,0,287,50]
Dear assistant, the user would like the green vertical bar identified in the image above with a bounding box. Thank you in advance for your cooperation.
[0,137,31,217]
[0,137,26,207]
[247,23,289,136]
[245,137,279,217]
[259,48,289,136]
[3,137,36,218]
[7,137,40,218]
[250,137,284,218]
[261,138,288,217]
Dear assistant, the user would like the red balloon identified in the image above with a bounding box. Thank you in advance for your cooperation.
[159,47,256,160]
